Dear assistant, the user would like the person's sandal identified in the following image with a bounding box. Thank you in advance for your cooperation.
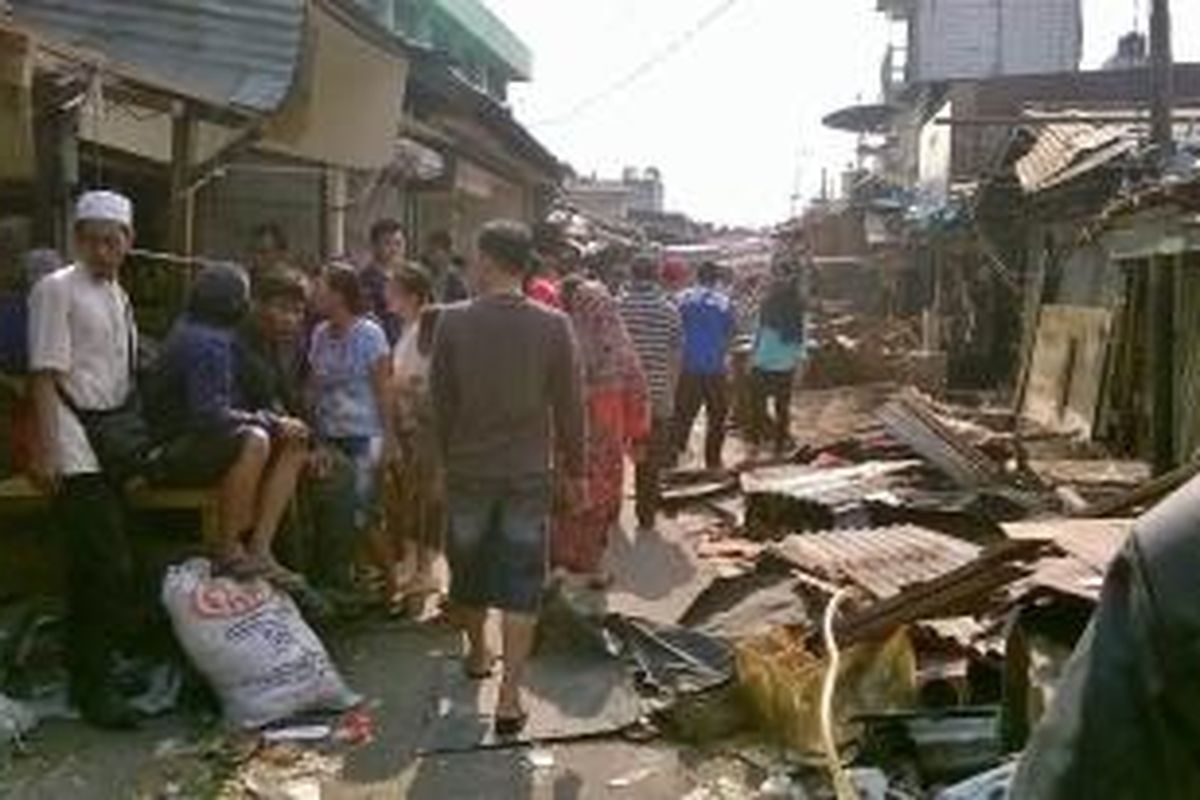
[493,710,528,737]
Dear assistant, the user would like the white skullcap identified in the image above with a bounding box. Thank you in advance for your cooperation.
[75,190,133,228]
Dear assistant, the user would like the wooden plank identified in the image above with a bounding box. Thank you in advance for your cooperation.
[1020,305,1113,437]
[1075,458,1200,518]
[0,475,221,547]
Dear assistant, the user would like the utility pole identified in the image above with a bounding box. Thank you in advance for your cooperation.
[1149,0,1174,158]
[1148,0,1176,474]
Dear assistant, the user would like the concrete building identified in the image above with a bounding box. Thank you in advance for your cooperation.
[350,0,559,259]
[565,166,664,222]
[878,0,1081,93]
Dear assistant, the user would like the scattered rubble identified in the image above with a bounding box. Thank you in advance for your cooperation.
[0,384,1169,797]
[657,382,1165,796]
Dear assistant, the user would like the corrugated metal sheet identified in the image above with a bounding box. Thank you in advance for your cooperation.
[12,0,305,111]
[1014,114,1135,194]
[741,461,922,507]
[771,525,982,600]
[877,394,1004,488]
[434,0,531,79]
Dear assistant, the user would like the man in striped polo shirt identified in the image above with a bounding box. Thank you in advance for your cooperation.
[618,252,683,531]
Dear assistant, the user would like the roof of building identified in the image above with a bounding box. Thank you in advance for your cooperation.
[1014,112,1139,194]
[970,63,1200,109]
[434,0,531,80]
[11,0,306,112]
[407,49,559,179]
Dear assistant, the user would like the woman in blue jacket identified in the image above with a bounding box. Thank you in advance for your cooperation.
[149,264,309,581]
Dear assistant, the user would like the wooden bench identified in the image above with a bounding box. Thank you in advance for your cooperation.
[0,475,220,547]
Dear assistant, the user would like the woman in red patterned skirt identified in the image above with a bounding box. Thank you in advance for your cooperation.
[551,276,649,586]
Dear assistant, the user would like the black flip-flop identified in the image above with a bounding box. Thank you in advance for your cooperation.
[493,711,528,737]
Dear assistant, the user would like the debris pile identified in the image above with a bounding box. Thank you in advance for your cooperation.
[805,315,930,390]
[658,385,1156,794]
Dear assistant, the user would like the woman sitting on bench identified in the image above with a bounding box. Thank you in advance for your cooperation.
[147,264,309,582]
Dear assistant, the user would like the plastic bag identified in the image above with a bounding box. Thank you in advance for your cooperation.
[162,559,360,729]
[0,692,36,747]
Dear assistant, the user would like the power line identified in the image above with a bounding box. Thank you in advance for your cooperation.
[533,0,748,127]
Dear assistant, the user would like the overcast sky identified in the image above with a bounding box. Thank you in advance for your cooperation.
[486,0,1200,228]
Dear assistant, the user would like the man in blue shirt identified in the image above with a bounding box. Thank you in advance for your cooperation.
[673,261,735,471]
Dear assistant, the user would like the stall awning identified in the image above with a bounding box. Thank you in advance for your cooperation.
[11,0,306,114]
[264,0,408,170]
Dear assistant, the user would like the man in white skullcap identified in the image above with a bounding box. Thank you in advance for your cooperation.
[27,190,141,729]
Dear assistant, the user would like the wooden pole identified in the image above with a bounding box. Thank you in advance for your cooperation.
[1147,0,1175,474]
[1149,0,1174,158]
[1150,255,1176,474]
[168,101,195,258]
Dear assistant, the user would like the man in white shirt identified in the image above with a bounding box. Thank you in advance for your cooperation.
[28,190,141,729]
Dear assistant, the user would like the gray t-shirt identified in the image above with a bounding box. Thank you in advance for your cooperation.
[431,293,585,483]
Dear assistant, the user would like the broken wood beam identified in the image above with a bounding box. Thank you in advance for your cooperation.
[1073,458,1200,519]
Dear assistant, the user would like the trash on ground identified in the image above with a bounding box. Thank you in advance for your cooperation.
[608,763,660,789]
[0,692,36,749]
[261,725,333,743]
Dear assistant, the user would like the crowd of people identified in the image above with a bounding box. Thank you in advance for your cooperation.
[12,189,807,733]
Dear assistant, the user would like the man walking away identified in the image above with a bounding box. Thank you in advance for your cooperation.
[673,260,735,472]
[431,220,585,735]
[27,190,141,729]
[619,252,682,532]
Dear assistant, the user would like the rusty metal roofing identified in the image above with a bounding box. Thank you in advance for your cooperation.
[1003,518,1133,601]
[12,0,305,112]
[771,525,982,600]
